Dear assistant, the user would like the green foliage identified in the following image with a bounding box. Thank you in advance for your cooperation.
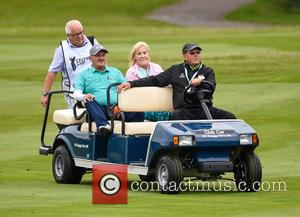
[226,0,300,25]
[273,0,300,12]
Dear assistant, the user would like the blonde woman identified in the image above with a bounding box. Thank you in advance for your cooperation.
[126,41,163,80]
[125,41,171,121]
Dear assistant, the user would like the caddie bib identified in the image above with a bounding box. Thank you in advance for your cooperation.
[60,39,93,91]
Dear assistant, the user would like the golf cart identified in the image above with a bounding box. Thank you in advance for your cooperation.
[40,81,262,193]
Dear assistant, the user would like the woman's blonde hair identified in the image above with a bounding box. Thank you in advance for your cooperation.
[129,41,151,67]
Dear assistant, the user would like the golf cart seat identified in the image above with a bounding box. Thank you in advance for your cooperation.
[81,86,173,135]
[53,110,158,135]
[53,109,86,125]
[80,121,158,135]
[117,86,173,112]
[113,86,173,135]
[53,87,173,135]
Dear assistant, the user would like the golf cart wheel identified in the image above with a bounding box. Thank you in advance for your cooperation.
[155,154,183,194]
[52,145,85,184]
[139,174,156,182]
[234,151,262,192]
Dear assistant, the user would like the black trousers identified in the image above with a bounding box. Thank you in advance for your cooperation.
[171,106,236,120]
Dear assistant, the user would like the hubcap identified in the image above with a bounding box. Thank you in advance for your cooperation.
[158,163,168,186]
[55,154,64,177]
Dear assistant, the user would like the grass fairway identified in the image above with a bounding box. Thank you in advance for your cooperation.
[0,0,299,216]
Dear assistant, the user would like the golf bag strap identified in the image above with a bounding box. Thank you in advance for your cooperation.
[87,35,95,46]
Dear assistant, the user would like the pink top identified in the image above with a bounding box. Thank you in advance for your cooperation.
[125,62,163,81]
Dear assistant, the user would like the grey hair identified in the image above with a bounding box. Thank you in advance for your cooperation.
[65,20,83,34]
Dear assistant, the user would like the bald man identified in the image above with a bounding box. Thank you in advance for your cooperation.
[41,20,99,108]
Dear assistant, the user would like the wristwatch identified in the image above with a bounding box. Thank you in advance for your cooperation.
[42,91,50,96]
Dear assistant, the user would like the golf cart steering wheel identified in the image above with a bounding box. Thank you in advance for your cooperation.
[183,80,215,104]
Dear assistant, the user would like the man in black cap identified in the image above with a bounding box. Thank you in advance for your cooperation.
[118,43,235,120]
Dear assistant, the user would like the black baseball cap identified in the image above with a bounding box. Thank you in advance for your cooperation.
[182,43,202,54]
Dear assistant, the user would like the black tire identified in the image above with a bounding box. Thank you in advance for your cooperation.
[234,151,262,192]
[139,174,156,182]
[155,154,183,194]
[52,145,85,184]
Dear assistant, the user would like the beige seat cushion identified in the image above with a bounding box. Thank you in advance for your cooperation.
[53,109,86,125]
[80,121,157,135]
[118,87,173,112]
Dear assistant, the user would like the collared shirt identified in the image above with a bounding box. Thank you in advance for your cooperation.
[48,35,99,73]
[185,63,201,80]
[125,62,163,81]
[75,66,126,106]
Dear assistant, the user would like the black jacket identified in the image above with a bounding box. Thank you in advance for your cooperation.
[129,63,216,109]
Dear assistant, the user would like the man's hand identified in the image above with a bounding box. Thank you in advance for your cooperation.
[191,75,205,87]
[41,95,48,108]
[41,72,56,108]
[118,82,131,93]
[83,94,95,102]
[113,106,121,118]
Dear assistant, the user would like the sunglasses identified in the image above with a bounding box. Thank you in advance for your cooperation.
[188,51,201,55]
